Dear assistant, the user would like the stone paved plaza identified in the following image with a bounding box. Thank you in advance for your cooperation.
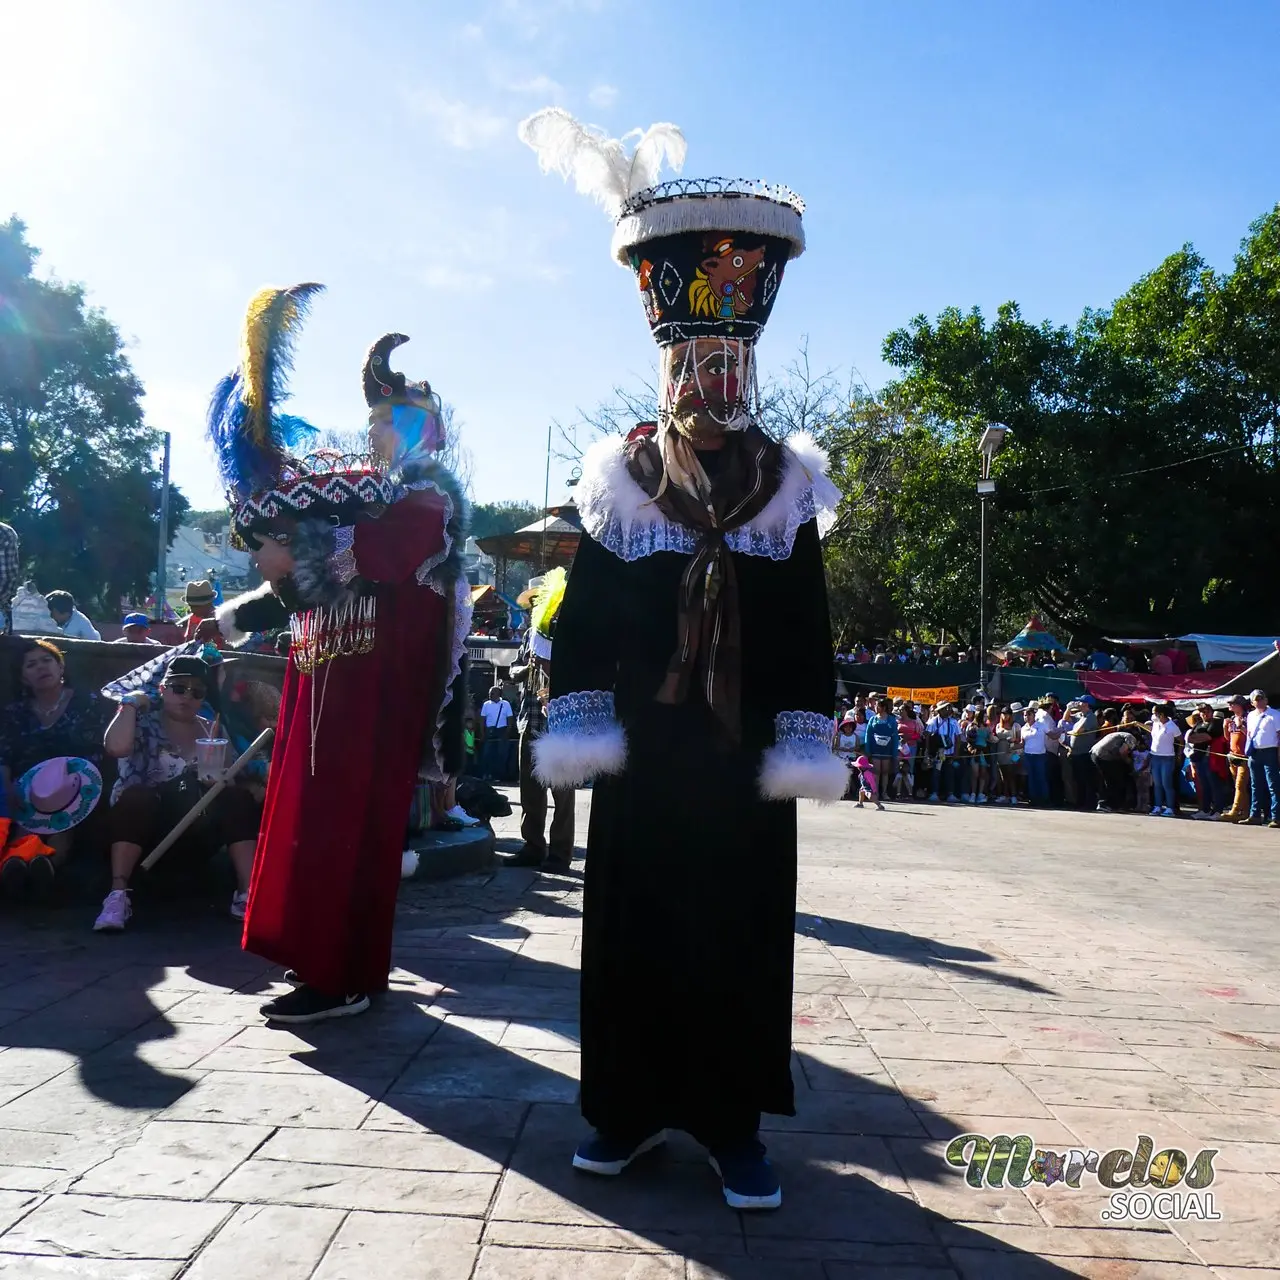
[0,796,1278,1278]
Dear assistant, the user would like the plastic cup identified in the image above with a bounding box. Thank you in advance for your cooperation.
[195,738,229,785]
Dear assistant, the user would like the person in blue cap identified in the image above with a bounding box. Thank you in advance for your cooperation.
[114,613,162,645]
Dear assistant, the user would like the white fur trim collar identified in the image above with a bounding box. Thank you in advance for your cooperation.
[576,430,840,563]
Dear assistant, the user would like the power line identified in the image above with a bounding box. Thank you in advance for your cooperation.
[1021,442,1255,497]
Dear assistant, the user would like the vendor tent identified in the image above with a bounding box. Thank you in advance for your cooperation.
[1105,634,1279,667]
[1200,648,1280,698]
[1002,615,1065,653]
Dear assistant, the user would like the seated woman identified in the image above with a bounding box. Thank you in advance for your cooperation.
[95,655,262,933]
[0,638,113,897]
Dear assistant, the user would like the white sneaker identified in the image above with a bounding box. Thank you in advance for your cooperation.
[401,849,419,879]
[94,889,132,932]
[446,805,481,827]
[994,795,1008,805]
[230,890,249,920]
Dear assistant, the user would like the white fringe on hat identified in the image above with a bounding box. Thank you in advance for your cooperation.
[611,192,804,266]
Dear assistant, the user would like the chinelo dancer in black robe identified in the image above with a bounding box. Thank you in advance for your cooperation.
[519,109,843,1210]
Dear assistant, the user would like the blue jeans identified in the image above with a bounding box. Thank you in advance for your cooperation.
[931,758,959,798]
[1248,747,1280,821]
[1025,754,1048,802]
[1151,755,1177,810]
[479,738,508,780]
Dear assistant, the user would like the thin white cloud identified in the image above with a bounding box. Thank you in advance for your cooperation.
[587,83,618,109]
[459,22,484,41]
[505,73,564,97]
[416,206,568,295]
[404,88,507,150]
[422,263,497,294]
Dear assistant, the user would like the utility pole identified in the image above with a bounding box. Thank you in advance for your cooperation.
[977,425,1009,692]
[155,431,171,621]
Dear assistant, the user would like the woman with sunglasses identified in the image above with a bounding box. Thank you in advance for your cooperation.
[94,655,262,932]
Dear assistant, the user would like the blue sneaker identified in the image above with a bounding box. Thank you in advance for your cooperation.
[572,1130,667,1175]
[708,1140,782,1210]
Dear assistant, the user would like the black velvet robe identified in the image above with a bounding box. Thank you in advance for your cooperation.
[551,515,834,1144]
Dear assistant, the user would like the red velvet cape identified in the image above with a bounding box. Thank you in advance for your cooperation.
[241,495,450,995]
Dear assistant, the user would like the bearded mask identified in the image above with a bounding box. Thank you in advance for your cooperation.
[662,338,755,442]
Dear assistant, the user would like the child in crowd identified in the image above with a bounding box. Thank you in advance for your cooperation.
[1133,743,1152,813]
[853,754,882,810]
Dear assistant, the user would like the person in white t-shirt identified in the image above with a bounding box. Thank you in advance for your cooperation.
[479,685,515,781]
[1148,702,1183,817]
[1245,688,1280,825]
[1020,704,1050,804]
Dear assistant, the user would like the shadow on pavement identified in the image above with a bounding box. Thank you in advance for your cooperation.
[0,874,1083,1276]
[797,912,1056,995]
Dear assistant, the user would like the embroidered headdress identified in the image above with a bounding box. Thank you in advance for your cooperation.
[518,107,804,437]
[207,284,394,545]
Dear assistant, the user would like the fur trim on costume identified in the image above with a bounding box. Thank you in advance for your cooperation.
[290,518,347,609]
[398,458,470,589]
[576,429,841,562]
[759,745,849,805]
[216,582,287,647]
[532,723,627,789]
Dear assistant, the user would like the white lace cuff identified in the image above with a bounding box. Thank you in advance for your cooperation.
[532,691,627,788]
[760,711,846,803]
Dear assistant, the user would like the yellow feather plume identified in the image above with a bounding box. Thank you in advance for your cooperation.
[531,567,567,636]
[239,283,324,444]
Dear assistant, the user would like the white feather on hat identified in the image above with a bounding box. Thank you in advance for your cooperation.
[517,107,687,219]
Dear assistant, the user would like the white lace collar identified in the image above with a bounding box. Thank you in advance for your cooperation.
[575,430,840,563]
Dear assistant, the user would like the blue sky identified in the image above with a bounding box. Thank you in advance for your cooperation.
[4,0,1278,510]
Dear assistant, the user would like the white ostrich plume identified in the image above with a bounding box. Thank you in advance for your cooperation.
[517,107,686,218]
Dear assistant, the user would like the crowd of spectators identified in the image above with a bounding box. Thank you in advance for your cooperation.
[834,639,1209,674]
[832,688,1280,826]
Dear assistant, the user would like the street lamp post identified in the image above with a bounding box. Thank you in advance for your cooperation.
[977,425,1009,693]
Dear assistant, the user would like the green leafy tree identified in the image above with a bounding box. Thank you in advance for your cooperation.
[470,500,542,541]
[0,217,187,616]
[875,206,1280,639]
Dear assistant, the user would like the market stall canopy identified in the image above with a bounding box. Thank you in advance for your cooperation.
[1002,615,1065,652]
[1080,666,1249,704]
[1105,634,1280,666]
[1200,647,1280,698]
[474,510,581,569]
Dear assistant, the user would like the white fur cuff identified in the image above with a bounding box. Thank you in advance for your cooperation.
[532,724,627,789]
[759,745,849,804]
[214,598,248,647]
[215,581,280,648]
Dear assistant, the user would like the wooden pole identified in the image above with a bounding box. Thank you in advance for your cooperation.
[141,727,274,870]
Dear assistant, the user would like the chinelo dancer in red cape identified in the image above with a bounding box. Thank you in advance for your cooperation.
[209,285,470,1024]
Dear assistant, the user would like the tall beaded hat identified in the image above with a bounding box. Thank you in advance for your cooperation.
[518,108,805,429]
[207,284,394,546]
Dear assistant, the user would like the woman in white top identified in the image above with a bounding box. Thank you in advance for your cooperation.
[1148,702,1183,817]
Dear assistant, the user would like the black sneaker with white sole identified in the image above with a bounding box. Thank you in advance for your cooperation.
[260,986,370,1024]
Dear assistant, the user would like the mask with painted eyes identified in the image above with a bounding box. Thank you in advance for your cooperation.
[662,338,753,442]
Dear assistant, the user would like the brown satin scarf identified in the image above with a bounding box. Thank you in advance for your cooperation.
[626,424,784,743]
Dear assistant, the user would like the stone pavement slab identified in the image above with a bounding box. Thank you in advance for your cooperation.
[0,799,1278,1274]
